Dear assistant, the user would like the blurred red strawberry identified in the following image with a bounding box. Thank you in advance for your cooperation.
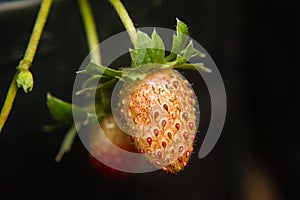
[87,113,138,179]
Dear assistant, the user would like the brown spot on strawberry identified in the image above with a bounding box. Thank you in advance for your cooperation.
[172,81,178,88]
[154,111,159,119]
[163,104,168,111]
[167,132,172,139]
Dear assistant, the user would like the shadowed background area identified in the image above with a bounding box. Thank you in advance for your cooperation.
[0,0,298,199]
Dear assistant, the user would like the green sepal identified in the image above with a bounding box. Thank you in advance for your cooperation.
[130,30,165,66]
[165,18,189,62]
[76,78,117,95]
[172,63,212,73]
[77,62,123,77]
[182,41,197,61]
[149,30,165,63]
[122,63,164,81]
[82,75,105,88]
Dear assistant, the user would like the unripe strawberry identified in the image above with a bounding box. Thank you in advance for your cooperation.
[118,67,198,173]
[87,113,137,179]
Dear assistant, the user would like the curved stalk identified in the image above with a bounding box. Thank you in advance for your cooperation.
[0,0,52,134]
[109,0,137,46]
[78,0,101,64]
[54,0,103,161]
[0,76,18,133]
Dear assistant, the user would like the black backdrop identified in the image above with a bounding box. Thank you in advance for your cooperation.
[0,0,298,199]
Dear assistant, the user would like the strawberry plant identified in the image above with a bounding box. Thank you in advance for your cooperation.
[0,0,212,175]
[48,17,211,174]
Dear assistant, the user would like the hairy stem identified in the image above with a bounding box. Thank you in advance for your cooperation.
[78,0,101,64]
[109,0,137,46]
[0,0,52,133]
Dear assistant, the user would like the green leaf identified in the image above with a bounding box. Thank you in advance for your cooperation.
[135,30,152,49]
[182,41,197,61]
[75,87,97,96]
[164,55,187,67]
[122,63,163,81]
[82,75,103,88]
[173,63,212,73]
[77,62,123,77]
[192,63,212,73]
[130,48,148,66]
[80,75,114,94]
[165,18,189,61]
[122,68,147,81]
[76,78,117,95]
[130,30,165,66]
[180,40,207,62]
[47,93,87,124]
[176,18,189,35]
[150,30,165,63]
[193,48,206,58]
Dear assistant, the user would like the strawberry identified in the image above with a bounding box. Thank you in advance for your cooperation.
[118,67,198,173]
[87,113,138,179]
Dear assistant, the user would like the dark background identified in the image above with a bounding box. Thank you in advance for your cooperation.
[0,0,298,199]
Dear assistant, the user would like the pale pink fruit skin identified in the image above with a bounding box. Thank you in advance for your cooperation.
[118,67,198,173]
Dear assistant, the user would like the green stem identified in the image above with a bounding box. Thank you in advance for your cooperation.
[0,0,52,134]
[78,0,101,64]
[54,0,103,161]
[0,76,18,133]
[22,0,52,66]
[109,0,137,46]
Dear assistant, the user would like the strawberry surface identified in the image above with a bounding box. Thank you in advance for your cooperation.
[118,67,198,173]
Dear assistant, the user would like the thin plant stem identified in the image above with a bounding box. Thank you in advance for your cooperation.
[78,0,101,64]
[109,0,137,46]
[22,0,52,66]
[0,76,18,133]
[54,0,103,161]
[0,0,52,134]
